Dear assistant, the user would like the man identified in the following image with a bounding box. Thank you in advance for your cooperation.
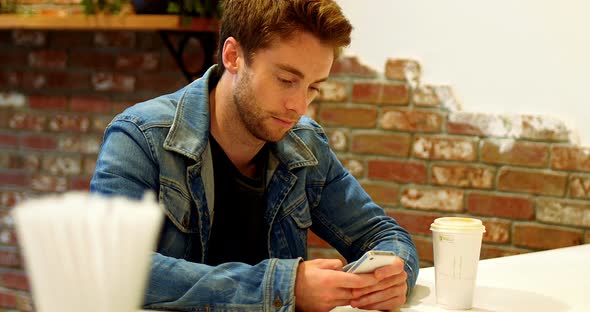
[91,0,419,311]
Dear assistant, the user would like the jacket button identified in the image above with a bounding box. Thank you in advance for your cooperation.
[273,297,282,308]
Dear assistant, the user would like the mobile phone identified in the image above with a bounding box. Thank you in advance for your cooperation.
[343,250,397,274]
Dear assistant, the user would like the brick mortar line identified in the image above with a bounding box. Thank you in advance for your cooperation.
[512,220,587,232]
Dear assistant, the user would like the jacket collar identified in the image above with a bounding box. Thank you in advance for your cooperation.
[163,66,217,162]
[164,65,318,170]
[271,129,318,170]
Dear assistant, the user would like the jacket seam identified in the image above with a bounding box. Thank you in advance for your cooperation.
[109,119,159,166]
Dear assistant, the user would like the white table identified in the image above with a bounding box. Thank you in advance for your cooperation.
[334,244,590,312]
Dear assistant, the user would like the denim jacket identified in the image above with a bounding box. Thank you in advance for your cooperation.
[91,65,419,312]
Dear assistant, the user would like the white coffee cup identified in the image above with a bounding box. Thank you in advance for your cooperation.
[430,217,486,310]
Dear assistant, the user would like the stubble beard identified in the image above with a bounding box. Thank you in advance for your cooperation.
[232,71,291,143]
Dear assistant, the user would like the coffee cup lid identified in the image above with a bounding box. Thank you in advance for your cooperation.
[430,217,486,233]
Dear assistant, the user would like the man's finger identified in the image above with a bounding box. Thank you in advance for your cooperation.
[313,258,345,270]
[351,282,407,308]
[355,295,407,312]
[351,272,407,298]
[373,257,405,279]
[330,270,381,288]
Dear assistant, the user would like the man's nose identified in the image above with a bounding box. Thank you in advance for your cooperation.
[285,90,309,116]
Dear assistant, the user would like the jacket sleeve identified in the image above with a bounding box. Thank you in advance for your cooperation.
[90,118,300,311]
[144,253,300,311]
[309,148,420,295]
[90,117,159,199]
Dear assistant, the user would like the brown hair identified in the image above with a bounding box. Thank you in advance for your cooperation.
[216,0,352,76]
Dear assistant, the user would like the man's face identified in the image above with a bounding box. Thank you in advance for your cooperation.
[231,31,334,143]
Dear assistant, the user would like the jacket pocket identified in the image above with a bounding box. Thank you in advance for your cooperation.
[278,194,312,258]
[159,181,199,234]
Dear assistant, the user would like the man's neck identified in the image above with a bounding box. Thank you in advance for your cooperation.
[209,74,266,178]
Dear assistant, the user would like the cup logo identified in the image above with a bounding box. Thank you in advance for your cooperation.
[439,234,454,242]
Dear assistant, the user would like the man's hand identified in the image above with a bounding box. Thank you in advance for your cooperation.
[294,259,380,312]
[349,256,408,311]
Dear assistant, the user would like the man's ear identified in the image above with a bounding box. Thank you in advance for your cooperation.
[221,37,241,75]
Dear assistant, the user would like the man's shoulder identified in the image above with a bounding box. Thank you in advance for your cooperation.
[113,90,184,129]
[292,115,324,134]
[290,115,329,146]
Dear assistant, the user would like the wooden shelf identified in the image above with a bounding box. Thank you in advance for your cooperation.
[0,14,218,32]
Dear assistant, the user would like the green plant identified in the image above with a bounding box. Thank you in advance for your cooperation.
[81,0,125,14]
[0,0,17,13]
[167,0,222,18]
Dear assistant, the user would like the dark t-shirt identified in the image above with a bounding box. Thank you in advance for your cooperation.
[206,135,269,266]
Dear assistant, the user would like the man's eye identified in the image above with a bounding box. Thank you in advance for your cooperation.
[309,86,321,93]
[278,77,293,85]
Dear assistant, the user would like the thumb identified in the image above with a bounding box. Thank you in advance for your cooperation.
[313,258,344,271]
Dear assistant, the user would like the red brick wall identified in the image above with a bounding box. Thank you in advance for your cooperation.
[307,57,590,267]
[0,29,193,311]
[1,30,590,310]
